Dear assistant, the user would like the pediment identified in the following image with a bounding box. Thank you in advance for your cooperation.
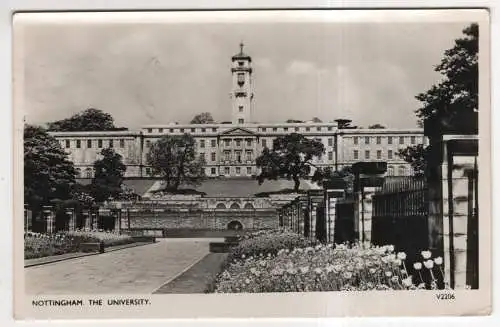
[219,127,257,137]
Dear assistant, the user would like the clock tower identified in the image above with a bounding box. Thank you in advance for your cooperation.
[231,42,254,125]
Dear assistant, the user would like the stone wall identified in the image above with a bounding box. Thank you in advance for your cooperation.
[126,209,278,230]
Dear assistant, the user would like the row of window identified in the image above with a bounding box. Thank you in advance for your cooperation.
[260,126,334,133]
[387,166,408,176]
[64,139,126,149]
[144,125,337,134]
[353,149,397,160]
[144,166,254,176]
[353,135,418,145]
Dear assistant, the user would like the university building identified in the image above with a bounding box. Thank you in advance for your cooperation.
[49,44,426,179]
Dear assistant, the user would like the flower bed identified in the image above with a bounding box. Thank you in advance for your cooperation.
[213,230,449,293]
[24,230,134,259]
[24,232,78,259]
[229,228,314,260]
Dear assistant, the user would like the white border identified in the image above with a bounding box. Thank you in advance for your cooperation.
[1,1,499,327]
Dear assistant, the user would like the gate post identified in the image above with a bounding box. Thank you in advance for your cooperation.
[352,162,387,248]
[42,206,54,234]
[441,135,478,289]
[324,178,346,244]
[66,207,76,231]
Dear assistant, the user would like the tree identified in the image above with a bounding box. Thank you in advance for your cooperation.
[286,119,304,123]
[368,124,386,129]
[47,108,127,132]
[89,148,126,203]
[24,125,76,227]
[190,112,215,124]
[415,23,478,132]
[400,24,478,174]
[256,133,325,192]
[146,134,206,191]
[312,117,322,123]
[397,144,429,176]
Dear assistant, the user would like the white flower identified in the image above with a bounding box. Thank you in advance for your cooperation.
[241,254,246,259]
[369,268,376,274]
[413,262,422,270]
[397,252,407,260]
[385,271,393,277]
[402,277,413,287]
[423,259,434,269]
[434,256,443,265]
[314,268,322,275]
[391,276,399,283]
[393,259,402,266]
[300,266,310,274]
[386,245,395,253]
[421,250,432,259]
[245,278,251,284]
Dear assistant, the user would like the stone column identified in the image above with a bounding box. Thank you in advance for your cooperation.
[83,211,91,231]
[442,153,477,289]
[91,210,98,230]
[66,208,76,231]
[113,209,121,234]
[327,197,337,243]
[43,206,54,234]
[360,186,376,248]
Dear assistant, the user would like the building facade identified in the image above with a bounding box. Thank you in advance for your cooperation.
[49,44,426,178]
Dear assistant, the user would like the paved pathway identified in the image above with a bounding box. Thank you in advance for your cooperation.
[25,238,222,295]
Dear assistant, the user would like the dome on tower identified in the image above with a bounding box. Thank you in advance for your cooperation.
[231,42,252,62]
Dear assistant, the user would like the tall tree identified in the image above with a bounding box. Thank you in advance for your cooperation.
[190,112,215,124]
[89,148,126,203]
[400,24,478,174]
[256,133,325,192]
[47,108,127,132]
[24,125,76,226]
[311,117,322,123]
[415,23,478,131]
[368,124,386,129]
[146,134,206,191]
[286,119,304,123]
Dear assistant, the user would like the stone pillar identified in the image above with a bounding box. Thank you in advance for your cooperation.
[441,136,478,289]
[83,211,91,231]
[360,186,376,248]
[91,210,98,230]
[66,208,76,231]
[326,197,337,243]
[113,209,121,234]
[43,206,54,234]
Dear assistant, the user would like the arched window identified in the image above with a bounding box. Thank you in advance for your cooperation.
[243,203,254,209]
[216,203,226,209]
[230,203,241,209]
[227,220,243,230]
[85,168,93,178]
[387,166,394,176]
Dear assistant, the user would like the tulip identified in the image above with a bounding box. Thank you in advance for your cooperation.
[402,277,413,287]
[421,250,432,259]
[413,262,422,270]
[385,271,393,277]
[434,256,443,265]
[397,252,407,260]
[423,259,434,269]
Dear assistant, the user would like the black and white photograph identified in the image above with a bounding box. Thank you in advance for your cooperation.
[13,9,490,318]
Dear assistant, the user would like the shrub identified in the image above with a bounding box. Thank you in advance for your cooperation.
[229,228,313,260]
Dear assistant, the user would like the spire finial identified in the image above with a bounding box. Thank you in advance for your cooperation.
[239,41,244,54]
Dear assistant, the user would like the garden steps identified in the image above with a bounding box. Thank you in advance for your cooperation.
[24,241,155,268]
[153,253,228,294]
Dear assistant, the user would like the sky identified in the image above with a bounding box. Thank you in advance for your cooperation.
[17,13,470,129]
